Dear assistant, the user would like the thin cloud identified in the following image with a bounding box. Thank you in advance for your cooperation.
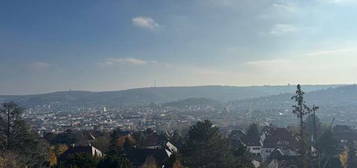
[29,62,51,71]
[322,0,357,4]
[132,16,159,30]
[245,59,292,66]
[270,24,299,35]
[102,58,156,66]
[305,48,355,56]
[272,3,297,13]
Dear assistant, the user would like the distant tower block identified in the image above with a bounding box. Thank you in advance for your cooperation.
[103,106,107,112]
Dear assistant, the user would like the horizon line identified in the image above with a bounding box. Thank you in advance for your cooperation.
[0,83,351,96]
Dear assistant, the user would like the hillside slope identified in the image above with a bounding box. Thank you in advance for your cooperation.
[0,85,339,107]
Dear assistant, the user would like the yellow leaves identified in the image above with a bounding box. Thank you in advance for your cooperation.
[340,150,348,168]
[56,144,69,156]
[49,151,57,167]
[116,135,136,147]
[0,152,21,168]
[172,160,184,168]
[48,144,69,167]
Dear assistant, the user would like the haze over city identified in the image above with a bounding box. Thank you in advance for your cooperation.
[3,1,357,168]
[2,0,357,94]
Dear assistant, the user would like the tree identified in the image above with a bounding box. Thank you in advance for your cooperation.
[48,144,69,167]
[108,128,125,155]
[48,150,58,167]
[291,85,313,150]
[168,130,184,150]
[97,128,134,168]
[0,102,23,150]
[182,120,227,168]
[50,129,79,145]
[347,140,357,168]
[245,123,260,144]
[59,153,99,168]
[140,156,158,168]
[164,153,186,168]
[291,85,315,168]
[97,155,133,168]
[305,113,322,140]
[317,130,338,157]
[231,143,254,168]
[0,152,23,168]
[228,130,253,167]
[54,144,69,157]
[326,157,343,168]
[340,150,348,168]
[172,160,184,168]
[317,130,340,168]
[0,102,50,168]
[182,120,253,168]
[92,136,111,153]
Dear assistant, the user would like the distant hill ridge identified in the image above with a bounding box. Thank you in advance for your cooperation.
[230,84,357,106]
[163,97,224,108]
[0,85,341,107]
[228,85,357,121]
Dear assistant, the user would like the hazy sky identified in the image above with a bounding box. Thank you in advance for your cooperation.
[1,0,357,94]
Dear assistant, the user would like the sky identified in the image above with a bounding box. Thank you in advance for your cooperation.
[1,0,357,94]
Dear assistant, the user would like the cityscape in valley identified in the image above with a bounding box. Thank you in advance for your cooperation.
[2,84,357,167]
[0,85,357,132]
[2,0,357,168]
[3,84,357,133]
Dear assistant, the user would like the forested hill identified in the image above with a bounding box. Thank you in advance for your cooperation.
[230,84,357,108]
[228,85,357,124]
[0,85,337,107]
[163,97,224,109]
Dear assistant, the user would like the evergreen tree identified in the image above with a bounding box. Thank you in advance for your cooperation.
[291,85,312,150]
[0,102,49,168]
[182,120,253,168]
[291,85,314,168]
[231,143,253,168]
[245,123,260,144]
[182,120,228,168]
[246,123,259,137]
[0,102,23,150]
[326,157,343,168]
[168,130,184,150]
[108,128,125,155]
[317,130,341,168]
[59,153,99,168]
[97,155,133,168]
[96,128,134,168]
